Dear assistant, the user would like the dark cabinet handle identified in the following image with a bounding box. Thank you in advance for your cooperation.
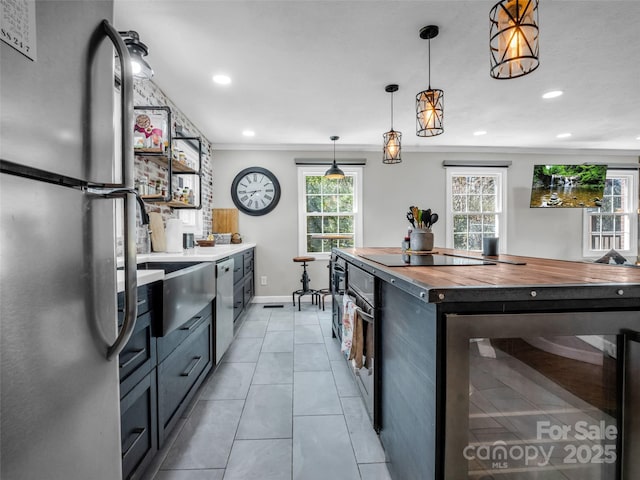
[119,349,145,369]
[180,316,202,331]
[137,299,146,307]
[181,356,203,377]
[122,427,146,459]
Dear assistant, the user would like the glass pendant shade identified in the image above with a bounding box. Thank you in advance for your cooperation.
[489,0,539,79]
[119,30,154,80]
[416,88,444,137]
[324,136,345,179]
[383,84,402,164]
[383,130,402,163]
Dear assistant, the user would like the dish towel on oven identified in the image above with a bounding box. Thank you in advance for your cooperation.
[341,295,355,356]
[341,295,364,369]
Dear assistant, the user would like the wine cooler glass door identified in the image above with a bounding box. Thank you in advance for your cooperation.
[444,311,639,480]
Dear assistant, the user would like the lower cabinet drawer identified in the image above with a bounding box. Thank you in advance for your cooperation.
[157,317,212,447]
[120,372,157,480]
[243,276,253,306]
[233,282,244,320]
[156,303,212,364]
[119,311,156,398]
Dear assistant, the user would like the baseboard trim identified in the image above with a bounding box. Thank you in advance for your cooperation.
[251,295,314,304]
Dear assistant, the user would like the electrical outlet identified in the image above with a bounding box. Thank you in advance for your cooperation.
[260,275,267,286]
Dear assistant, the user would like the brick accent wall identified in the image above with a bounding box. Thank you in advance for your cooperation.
[129,79,214,252]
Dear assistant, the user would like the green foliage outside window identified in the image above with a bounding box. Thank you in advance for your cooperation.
[452,174,500,251]
[304,175,355,253]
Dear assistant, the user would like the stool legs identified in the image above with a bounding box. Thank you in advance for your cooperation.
[292,260,318,311]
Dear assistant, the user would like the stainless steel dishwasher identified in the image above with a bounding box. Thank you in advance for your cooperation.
[215,258,235,363]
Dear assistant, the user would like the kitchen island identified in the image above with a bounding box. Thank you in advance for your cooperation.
[334,247,640,480]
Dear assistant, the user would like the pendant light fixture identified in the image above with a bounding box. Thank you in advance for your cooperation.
[383,84,402,164]
[489,0,539,79]
[118,30,154,80]
[324,136,345,179]
[416,25,444,137]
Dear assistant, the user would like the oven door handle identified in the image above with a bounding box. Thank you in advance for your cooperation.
[622,329,640,479]
[354,305,374,322]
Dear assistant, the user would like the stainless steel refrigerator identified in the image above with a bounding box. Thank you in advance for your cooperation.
[1,1,139,478]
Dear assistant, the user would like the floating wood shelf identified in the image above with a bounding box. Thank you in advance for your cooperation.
[135,153,197,175]
[162,200,196,209]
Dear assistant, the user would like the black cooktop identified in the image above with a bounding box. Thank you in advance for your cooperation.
[360,253,495,267]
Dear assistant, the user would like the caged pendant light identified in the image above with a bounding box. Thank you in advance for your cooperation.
[383,84,402,164]
[416,25,444,137]
[489,0,539,79]
[324,135,345,179]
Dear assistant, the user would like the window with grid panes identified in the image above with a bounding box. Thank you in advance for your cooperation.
[445,168,507,252]
[583,170,638,258]
[297,166,362,257]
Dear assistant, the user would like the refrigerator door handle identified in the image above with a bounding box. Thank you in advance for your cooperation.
[622,329,640,479]
[100,20,137,361]
[102,19,134,188]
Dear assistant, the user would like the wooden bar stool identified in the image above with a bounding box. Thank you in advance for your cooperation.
[292,256,318,310]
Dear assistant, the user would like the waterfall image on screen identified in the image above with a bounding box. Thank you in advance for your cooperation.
[530,165,607,208]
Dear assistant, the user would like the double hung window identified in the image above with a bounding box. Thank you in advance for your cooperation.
[583,170,638,258]
[445,168,507,252]
[297,166,363,258]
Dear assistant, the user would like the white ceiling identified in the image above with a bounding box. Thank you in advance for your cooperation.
[114,0,640,154]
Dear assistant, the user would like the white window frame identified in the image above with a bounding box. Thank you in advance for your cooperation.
[178,208,204,235]
[297,166,363,259]
[582,169,638,259]
[445,167,508,253]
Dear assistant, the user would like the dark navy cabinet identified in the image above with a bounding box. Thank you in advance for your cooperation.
[118,282,160,480]
[232,248,254,325]
[156,303,213,447]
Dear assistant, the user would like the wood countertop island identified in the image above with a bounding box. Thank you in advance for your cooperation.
[332,247,640,480]
[335,246,640,306]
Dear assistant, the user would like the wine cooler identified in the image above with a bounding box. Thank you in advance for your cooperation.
[444,311,639,479]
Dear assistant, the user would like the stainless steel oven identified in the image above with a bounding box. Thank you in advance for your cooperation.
[346,263,379,431]
[444,310,639,479]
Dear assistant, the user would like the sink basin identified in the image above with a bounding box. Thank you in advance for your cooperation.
[138,261,216,336]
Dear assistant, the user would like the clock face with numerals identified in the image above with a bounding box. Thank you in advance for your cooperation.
[231,167,281,216]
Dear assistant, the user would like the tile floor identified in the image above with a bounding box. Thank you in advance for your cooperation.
[144,302,391,480]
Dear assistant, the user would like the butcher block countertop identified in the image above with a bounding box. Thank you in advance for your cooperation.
[335,247,640,304]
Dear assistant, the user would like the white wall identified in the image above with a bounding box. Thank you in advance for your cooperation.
[213,149,638,298]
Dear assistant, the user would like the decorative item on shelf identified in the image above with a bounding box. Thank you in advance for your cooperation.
[490,0,539,79]
[324,136,345,179]
[118,30,154,80]
[406,205,439,252]
[383,84,402,164]
[416,25,444,137]
[231,233,242,244]
[133,110,168,152]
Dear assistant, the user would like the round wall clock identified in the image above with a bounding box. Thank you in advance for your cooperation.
[231,166,281,216]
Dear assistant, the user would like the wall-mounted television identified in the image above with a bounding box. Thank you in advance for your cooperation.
[530,164,607,208]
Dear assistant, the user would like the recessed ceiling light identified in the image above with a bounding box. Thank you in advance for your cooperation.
[473,130,487,136]
[242,130,255,137]
[542,90,563,99]
[556,133,572,138]
[212,74,231,85]
[636,135,640,140]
